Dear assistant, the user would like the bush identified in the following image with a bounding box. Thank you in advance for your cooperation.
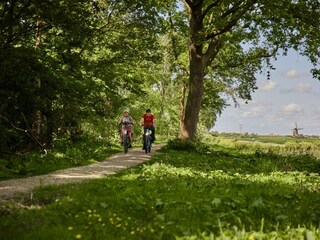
[165,138,211,154]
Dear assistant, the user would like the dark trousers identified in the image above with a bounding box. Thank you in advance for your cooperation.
[144,126,155,143]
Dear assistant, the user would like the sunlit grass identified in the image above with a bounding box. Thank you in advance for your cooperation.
[1,138,319,239]
[0,136,121,180]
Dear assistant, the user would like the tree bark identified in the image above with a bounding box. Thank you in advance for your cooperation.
[179,77,187,130]
[32,19,44,141]
[180,42,204,140]
[180,0,222,140]
[180,0,205,140]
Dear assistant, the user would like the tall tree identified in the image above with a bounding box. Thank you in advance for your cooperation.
[0,0,164,153]
[0,0,100,151]
[180,0,320,140]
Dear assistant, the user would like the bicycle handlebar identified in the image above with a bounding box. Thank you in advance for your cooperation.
[120,122,133,125]
[140,124,155,128]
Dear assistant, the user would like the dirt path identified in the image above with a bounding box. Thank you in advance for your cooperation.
[0,145,164,202]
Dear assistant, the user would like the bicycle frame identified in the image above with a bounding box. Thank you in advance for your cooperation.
[122,123,132,154]
[143,127,152,153]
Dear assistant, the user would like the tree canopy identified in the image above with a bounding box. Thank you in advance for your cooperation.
[179,0,320,140]
[0,0,319,154]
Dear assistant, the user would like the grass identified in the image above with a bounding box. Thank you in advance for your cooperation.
[0,137,320,239]
[234,135,320,145]
[0,136,122,180]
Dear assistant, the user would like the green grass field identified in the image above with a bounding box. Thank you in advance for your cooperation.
[239,135,320,144]
[1,137,319,239]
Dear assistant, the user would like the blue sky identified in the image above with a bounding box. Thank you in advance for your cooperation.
[213,50,320,136]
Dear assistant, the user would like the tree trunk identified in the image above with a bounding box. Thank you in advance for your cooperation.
[32,19,44,141]
[180,42,204,140]
[43,104,54,147]
[179,77,187,130]
[180,0,223,141]
[180,1,205,140]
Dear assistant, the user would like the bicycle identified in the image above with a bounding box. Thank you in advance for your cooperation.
[143,126,153,154]
[121,122,132,154]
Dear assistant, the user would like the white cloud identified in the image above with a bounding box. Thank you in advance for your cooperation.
[295,83,311,93]
[279,88,294,94]
[261,80,277,91]
[285,69,300,78]
[282,103,303,114]
[240,104,269,118]
[266,114,285,123]
[241,111,257,118]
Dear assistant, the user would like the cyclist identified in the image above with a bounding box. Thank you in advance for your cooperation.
[118,109,136,148]
[139,108,156,149]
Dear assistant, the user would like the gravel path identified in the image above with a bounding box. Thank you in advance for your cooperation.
[0,145,164,202]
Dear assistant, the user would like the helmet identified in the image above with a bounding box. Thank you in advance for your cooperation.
[123,109,129,113]
[146,108,151,113]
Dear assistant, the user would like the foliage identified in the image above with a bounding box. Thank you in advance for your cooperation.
[165,138,211,153]
[0,136,120,180]
[174,0,320,140]
[1,0,319,159]
[0,0,164,154]
[1,139,319,239]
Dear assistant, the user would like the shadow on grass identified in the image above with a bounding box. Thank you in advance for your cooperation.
[1,141,319,240]
[4,167,318,240]
[158,142,320,175]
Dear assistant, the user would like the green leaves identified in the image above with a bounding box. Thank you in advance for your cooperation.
[1,0,319,150]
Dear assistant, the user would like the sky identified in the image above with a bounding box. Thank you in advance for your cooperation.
[213,50,320,136]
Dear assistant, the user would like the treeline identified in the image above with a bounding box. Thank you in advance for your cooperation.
[2,0,319,155]
[0,0,172,155]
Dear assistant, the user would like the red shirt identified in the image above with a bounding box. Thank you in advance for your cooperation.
[142,113,155,128]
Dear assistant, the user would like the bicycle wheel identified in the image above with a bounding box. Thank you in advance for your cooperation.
[124,133,129,154]
[147,137,151,153]
[144,135,148,153]
[145,135,151,153]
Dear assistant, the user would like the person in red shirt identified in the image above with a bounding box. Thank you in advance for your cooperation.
[139,109,156,148]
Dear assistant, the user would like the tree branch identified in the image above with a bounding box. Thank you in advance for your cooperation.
[220,0,243,19]
[20,112,46,150]
[224,46,279,70]
[201,0,221,21]
[183,0,192,7]
[205,0,256,40]
[202,39,222,67]
[79,5,116,56]
[0,114,46,150]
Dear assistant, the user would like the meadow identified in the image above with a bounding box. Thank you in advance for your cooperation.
[0,136,320,239]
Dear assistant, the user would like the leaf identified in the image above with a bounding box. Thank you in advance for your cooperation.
[305,230,315,240]
[251,197,265,209]
[211,198,221,206]
[275,215,288,221]
[100,202,108,209]
[284,195,293,199]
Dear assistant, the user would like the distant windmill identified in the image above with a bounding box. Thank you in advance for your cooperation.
[292,122,303,137]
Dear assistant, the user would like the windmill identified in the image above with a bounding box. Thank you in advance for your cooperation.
[292,122,303,137]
